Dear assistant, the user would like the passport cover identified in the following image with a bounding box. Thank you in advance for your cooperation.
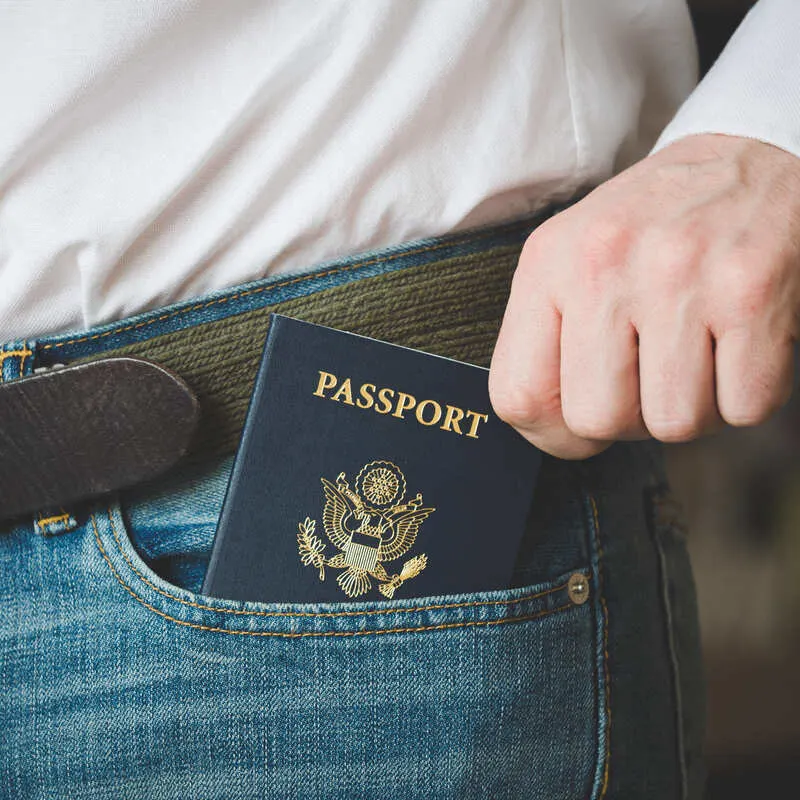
[202,314,543,603]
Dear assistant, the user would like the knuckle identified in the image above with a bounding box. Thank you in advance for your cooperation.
[514,227,556,288]
[562,405,625,441]
[719,254,779,320]
[584,215,633,257]
[519,220,558,267]
[488,373,560,430]
[721,406,770,428]
[579,217,633,276]
[716,341,794,427]
[645,416,706,443]
[720,394,780,428]
[643,228,703,293]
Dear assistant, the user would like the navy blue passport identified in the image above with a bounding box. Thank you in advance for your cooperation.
[201,314,542,603]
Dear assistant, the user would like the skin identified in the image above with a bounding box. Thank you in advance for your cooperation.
[488,133,800,459]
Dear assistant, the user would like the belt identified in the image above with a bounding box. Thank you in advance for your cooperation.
[0,208,558,521]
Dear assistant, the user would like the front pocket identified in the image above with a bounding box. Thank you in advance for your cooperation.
[70,444,612,800]
[82,497,608,800]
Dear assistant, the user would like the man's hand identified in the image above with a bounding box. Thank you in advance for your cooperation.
[488,134,800,459]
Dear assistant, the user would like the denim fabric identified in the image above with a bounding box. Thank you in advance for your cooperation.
[0,213,704,799]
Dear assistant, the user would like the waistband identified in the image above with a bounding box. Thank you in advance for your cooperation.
[3,206,564,467]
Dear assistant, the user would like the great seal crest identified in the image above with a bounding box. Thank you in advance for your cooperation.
[297,460,435,598]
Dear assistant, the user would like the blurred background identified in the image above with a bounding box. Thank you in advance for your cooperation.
[673,7,799,797]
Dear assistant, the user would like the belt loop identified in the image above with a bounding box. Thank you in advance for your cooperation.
[34,508,78,536]
[0,340,36,383]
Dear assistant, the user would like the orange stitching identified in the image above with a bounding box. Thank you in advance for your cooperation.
[93,513,573,637]
[41,233,520,351]
[589,494,612,799]
[20,347,32,376]
[100,509,565,619]
[0,348,33,361]
[36,512,72,530]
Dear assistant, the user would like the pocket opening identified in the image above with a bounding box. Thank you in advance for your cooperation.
[90,499,591,638]
[92,449,596,636]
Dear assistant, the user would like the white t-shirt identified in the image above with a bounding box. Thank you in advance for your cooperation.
[0,0,798,340]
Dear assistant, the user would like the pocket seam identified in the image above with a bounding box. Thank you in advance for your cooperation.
[94,509,576,637]
[94,508,568,619]
[587,494,612,800]
[647,483,704,800]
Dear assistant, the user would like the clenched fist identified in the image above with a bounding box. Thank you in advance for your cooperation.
[488,134,800,459]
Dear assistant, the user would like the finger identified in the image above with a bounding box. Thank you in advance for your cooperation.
[560,301,648,441]
[639,312,720,442]
[489,265,609,459]
[715,327,795,427]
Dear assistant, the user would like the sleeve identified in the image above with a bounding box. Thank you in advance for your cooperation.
[652,0,800,159]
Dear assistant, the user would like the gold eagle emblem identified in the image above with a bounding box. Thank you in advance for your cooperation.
[297,460,435,598]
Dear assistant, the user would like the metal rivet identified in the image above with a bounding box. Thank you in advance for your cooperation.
[568,573,590,605]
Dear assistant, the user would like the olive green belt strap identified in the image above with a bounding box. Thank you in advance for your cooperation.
[73,231,534,464]
[109,242,520,457]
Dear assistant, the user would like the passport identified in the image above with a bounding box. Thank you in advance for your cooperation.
[201,314,543,603]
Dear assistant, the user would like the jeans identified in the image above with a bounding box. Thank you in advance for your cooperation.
[0,209,705,799]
